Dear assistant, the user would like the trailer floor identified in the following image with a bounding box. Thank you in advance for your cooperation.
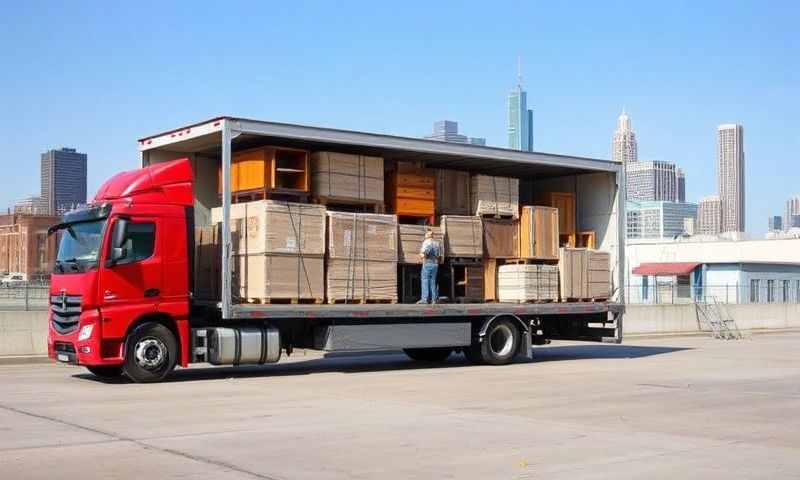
[1,333,799,479]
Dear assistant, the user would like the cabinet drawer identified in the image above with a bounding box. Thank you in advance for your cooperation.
[396,186,435,200]
[395,198,435,216]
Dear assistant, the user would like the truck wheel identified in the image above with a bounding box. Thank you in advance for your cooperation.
[403,347,452,362]
[86,365,123,379]
[123,322,177,383]
[476,319,520,366]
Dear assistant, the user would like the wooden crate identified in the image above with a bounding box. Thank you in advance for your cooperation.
[497,263,559,302]
[587,250,610,300]
[218,146,310,195]
[232,253,324,303]
[387,162,436,220]
[558,247,588,300]
[211,200,326,256]
[471,175,519,218]
[194,225,220,301]
[436,169,471,215]
[482,218,519,259]
[310,152,384,203]
[519,206,559,260]
[440,215,483,258]
[535,192,576,246]
[398,224,443,264]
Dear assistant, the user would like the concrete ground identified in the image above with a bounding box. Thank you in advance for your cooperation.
[1,333,799,479]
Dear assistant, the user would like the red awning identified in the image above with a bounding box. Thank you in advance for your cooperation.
[632,262,700,276]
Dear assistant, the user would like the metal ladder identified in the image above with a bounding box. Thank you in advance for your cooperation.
[694,296,743,340]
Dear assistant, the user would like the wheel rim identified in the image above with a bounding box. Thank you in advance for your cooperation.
[489,324,514,357]
[134,337,167,370]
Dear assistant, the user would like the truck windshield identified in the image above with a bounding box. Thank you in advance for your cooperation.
[53,220,107,273]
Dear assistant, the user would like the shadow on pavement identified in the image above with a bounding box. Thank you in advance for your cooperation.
[71,343,690,384]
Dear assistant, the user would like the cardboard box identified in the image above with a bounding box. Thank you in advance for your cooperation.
[398,224,443,264]
[326,258,397,303]
[211,200,326,256]
[440,215,483,258]
[310,152,384,202]
[587,250,611,300]
[497,264,559,302]
[327,212,398,261]
[232,253,324,302]
[471,175,519,218]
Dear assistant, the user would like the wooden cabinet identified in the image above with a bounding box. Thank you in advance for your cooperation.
[218,146,310,198]
[519,206,559,260]
[387,162,436,222]
[535,192,576,247]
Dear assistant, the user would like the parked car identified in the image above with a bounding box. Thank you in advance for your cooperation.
[1,273,27,287]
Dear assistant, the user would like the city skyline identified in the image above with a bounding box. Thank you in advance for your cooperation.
[1,2,796,236]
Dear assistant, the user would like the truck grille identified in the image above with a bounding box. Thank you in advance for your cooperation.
[50,294,82,334]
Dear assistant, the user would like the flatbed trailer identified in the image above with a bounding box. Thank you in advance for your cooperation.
[46,115,625,383]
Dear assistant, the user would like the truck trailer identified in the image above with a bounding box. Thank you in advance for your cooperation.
[47,116,625,383]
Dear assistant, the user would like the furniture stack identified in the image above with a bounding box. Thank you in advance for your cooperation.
[440,215,483,258]
[535,191,576,247]
[519,206,559,260]
[211,200,326,303]
[219,146,311,202]
[386,162,436,223]
[436,169,471,215]
[310,152,384,205]
[471,175,519,218]
[439,215,484,302]
[326,212,398,303]
[558,247,610,301]
[497,263,559,303]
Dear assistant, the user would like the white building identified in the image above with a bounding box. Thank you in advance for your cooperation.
[717,124,745,233]
[785,194,800,230]
[612,109,637,168]
[626,237,800,304]
[626,200,697,239]
[697,195,721,235]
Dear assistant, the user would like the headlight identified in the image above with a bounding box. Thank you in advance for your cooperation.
[78,324,94,341]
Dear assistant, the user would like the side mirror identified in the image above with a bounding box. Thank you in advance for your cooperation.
[107,218,129,266]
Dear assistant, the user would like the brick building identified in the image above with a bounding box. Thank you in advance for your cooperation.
[0,213,60,280]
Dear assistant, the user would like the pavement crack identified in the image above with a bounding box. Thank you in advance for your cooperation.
[0,402,282,480]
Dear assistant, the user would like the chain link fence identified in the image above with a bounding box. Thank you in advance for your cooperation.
[626,282,800,305]
[0,284,50,311]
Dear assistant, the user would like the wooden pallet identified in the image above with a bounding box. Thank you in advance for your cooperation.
[502,299,555,304]
[311,196,386,213]
[478,213,517,220]
[446,257,483,265]
[327,298,398,304]
[504,258,559,265]
[241,297,324,305]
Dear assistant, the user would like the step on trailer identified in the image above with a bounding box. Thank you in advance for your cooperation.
[136,117,625,377]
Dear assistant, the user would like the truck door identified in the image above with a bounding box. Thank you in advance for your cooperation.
[99,216,162,339]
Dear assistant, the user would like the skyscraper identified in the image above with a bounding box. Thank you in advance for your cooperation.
[768,216,783,232]
[676,168,686,203]
[626,160,677,202]
[507,61,533,151]
[425,120,485,145]
[612,109,638,168]
[41,147,87,215]
[697,195,722,235]
[785,194,800,230]
[717,124,745,233]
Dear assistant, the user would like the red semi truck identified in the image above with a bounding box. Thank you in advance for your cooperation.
[47,117,625,382]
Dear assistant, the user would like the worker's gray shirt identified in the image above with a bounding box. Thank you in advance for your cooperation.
[420,239,441,265]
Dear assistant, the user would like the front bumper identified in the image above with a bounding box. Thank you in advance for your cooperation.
[47,309,123,367]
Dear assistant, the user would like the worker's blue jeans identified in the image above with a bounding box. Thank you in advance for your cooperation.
[420,262,438,303]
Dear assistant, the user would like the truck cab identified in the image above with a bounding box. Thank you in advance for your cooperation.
[47,158,194,382]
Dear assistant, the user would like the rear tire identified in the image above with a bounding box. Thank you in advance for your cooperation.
[403,347,452,362]
[123,322,177,383]
[86,365,123,379]
[476,319,520,366]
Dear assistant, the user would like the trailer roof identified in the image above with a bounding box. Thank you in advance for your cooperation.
[138,116,620,178]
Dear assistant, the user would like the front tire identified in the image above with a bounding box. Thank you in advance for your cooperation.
[123,322,177,383]
[403,347,453,362]
[86,365,123,379]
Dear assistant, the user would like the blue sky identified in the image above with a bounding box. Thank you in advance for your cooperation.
[1,0,797,234]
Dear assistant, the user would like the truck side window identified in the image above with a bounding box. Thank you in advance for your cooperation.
[120,222,156,263]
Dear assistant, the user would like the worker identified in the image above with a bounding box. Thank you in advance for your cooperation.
[417,229,441,304]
